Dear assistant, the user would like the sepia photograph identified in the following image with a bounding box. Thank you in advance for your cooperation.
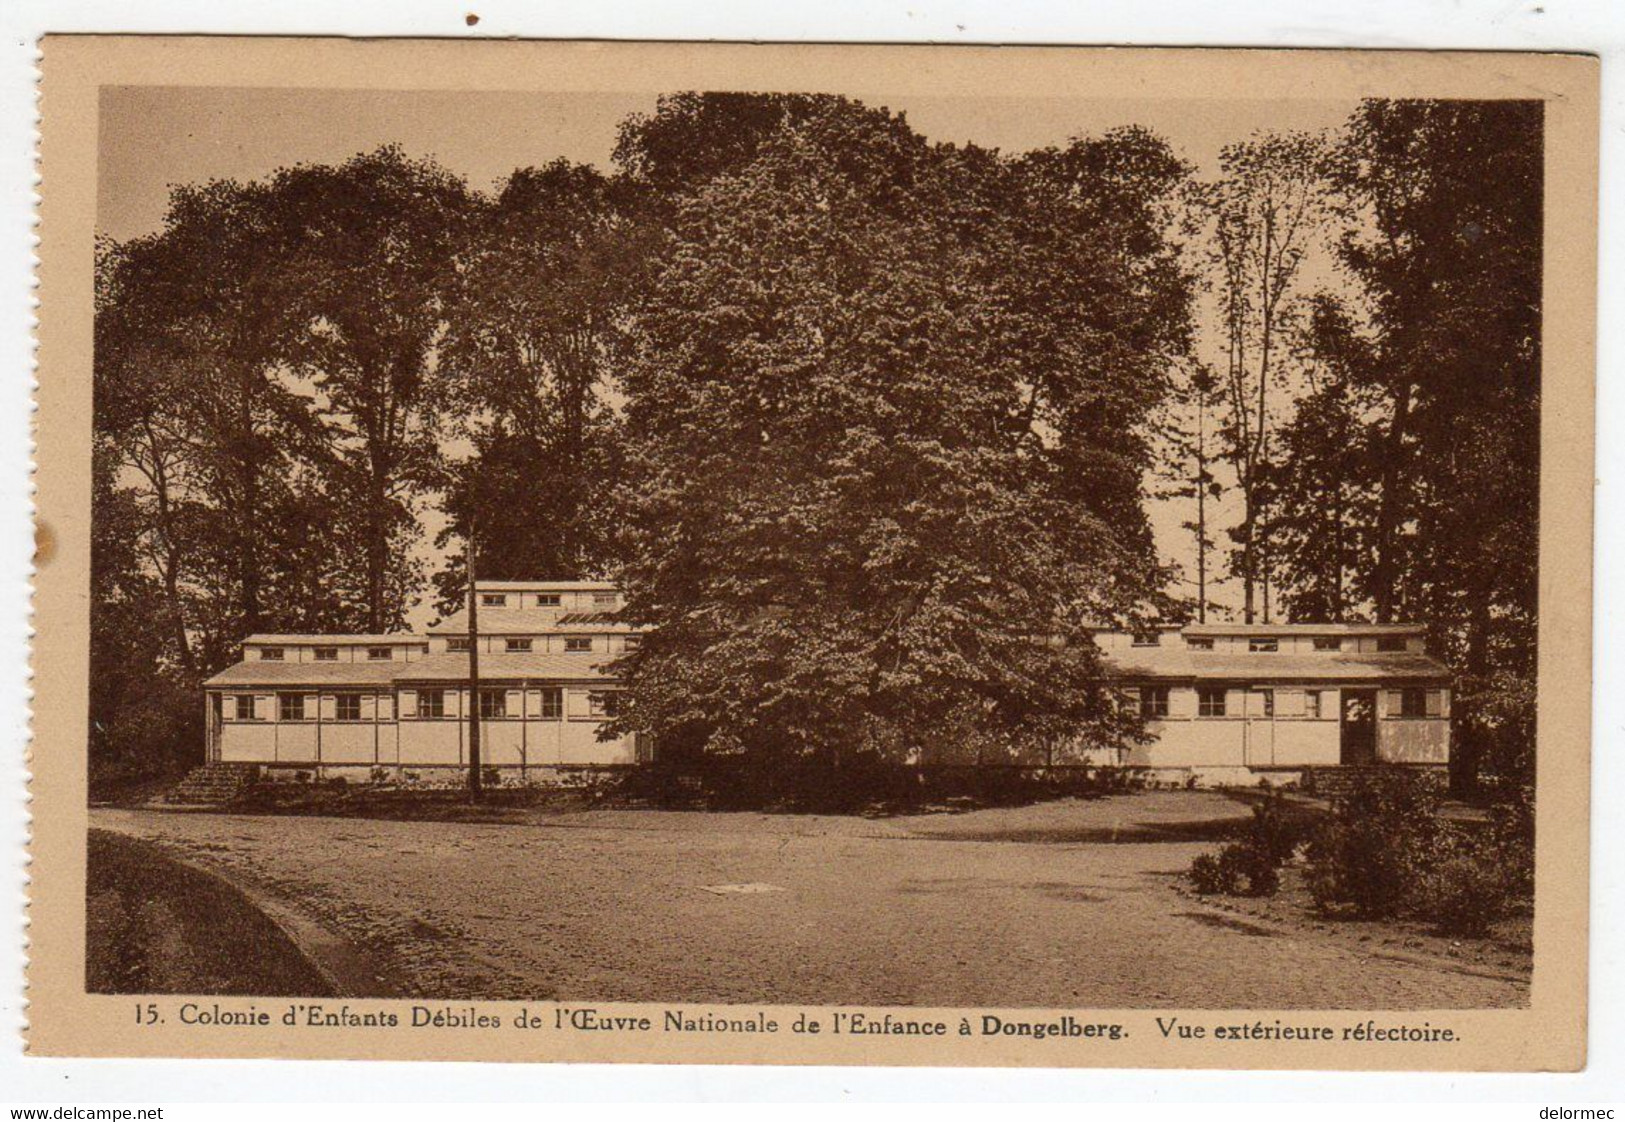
[27,38,1598,1069]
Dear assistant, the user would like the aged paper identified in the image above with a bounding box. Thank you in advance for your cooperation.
[31,37,1597,1068]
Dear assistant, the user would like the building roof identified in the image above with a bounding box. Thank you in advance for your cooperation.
[242,634,425,646]
[426,608,640,635]
[1103,648,1450,683]
[1179,622,1427,637]
[473,580,619,591]
[392,651,621,684]
[204,661,410,688]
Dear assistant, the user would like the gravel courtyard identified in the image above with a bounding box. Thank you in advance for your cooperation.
[91,793,1527,1009]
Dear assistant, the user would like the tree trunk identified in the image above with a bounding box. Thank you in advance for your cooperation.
[1374,382,1412,623]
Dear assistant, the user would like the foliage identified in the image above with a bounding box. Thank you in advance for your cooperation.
[431,161,646,608]
[605,95,1193,770]
[1188,792,1313,897]
[1305,768,1443,918]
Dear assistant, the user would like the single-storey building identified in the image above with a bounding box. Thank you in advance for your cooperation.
[203,581,650,776]
[1091,622,1451,784]
[203,581,1449,785]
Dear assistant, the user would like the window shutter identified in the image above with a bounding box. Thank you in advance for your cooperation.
[399,689,417,718]
[361,694,376,720]
[1278,689,1306,718]
[525,689,541,718]
[254,695,271,721]
[1168,687,1196,719]
[1440,689,1451,718]
[223,695,239,721]
[319,694,336,721]
[1385,690,1404,718]
[450,690,464,718]
[566,688,592,718]
[377,694,394,721]
[1425,690,1444,718]
[506,689,522,717]
[1227,689,1246,718]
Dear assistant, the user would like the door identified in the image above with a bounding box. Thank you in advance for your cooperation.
[1245,688,1275,766]
[1340,689,1377,765]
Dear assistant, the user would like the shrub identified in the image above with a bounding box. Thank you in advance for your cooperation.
[1188,793,1310,897]
[1189,852,1241,896]
[1413,833,1514,936]
[1305,768,1442,918]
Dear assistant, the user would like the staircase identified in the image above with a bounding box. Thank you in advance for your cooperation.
[166,762,262,805]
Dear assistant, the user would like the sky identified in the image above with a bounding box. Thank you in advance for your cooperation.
[98,85,1365,624]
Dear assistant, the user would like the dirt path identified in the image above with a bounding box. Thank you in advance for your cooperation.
[91,795,1527,1009]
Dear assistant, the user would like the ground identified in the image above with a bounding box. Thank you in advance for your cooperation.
[90,792,1529,1009]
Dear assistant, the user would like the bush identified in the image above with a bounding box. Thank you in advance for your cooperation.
[1306,768,1442,918]
[1413,834,1515,936]
[1188,793,1311,897]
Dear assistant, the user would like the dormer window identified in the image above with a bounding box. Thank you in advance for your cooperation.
[1377,636,1409,652]
[1248,638,1279,653]
[536,594,561,607]
[446,637,470,653]
[481,593,507,608]
[313,647,338,661]
[1131,632,1162,648]
[1312,636,1343,652]
[506,638,533,653]
[564,637,592,653]
[593,592,618,607]
[1185,637,1214,651]
[367,647,392,661]
[259,648,284,661]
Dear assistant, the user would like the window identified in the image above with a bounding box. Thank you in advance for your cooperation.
[588,691,621,717]
[235,694,257,721]
[1377,636,1409,653]
[1248,637,1279,653]
[1185,636,1214,651]
[564,637,593,653]
[1139,686,1170,719]
[259,647,284,661]
[623,635,642,650]
[335,694,362,722]
[1400,688,1427,718]
[1312,636,1343,652]
[419,689,445,719]
[1305,690,1322,719]
[278,693,305,722]
[505,638,533,653]
[1198,688,1227,717]
[446,637,471,653]
[1131,632,1162,648]
[593,592,618,607]
[479,689,507,719]
[481,593,507,607]
[313,646,338,661]
[538,687,563,720]
[536,594,561,607]
[367,647,392,661]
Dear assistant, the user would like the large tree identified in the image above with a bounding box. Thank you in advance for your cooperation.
[1329,99,1543,788]
[267,146,470,632]
[431,160,643,609]
[607,96,1192,770]
[1195,131,1339,622]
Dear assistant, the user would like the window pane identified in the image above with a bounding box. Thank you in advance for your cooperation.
[259,648,284,661]
[421,689,444,718]
[539,688,562,719]
[479,689,506,719]
[506,638,532,652]
[278,693,304,721]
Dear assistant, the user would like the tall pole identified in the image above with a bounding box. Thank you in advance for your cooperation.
[467,524,483,802]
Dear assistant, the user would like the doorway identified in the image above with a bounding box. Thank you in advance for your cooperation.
[1340,689,1377,765]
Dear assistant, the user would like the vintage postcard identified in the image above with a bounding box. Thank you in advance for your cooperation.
[28,37,1597,1068]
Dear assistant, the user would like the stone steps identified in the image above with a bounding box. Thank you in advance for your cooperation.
[166,762,262,805]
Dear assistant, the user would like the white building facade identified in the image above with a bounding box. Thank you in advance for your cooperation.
[204,581,648,775]
[205,582,1449,784]
[1093,622,1451,783]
